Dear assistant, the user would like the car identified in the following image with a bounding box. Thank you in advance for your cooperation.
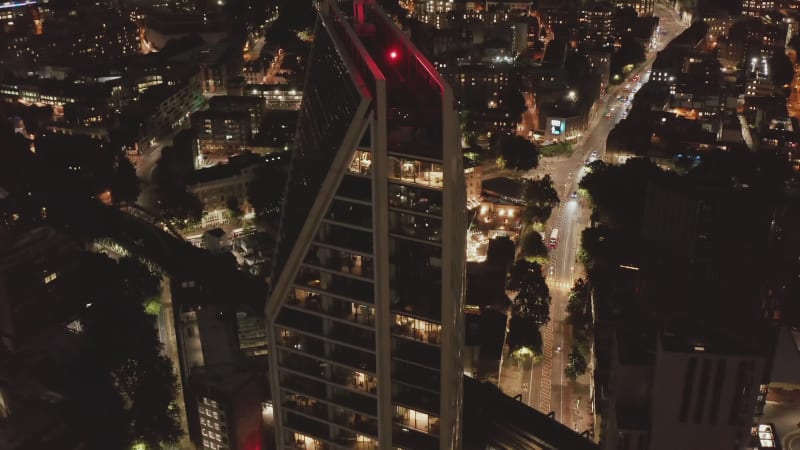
[604,111,612,118]
[570,191,578,199]
[590,151,599,159]
[584,159,591,166]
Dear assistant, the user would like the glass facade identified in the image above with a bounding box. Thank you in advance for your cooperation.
[267,1,464,449]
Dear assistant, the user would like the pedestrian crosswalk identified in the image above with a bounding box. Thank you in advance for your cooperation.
[548,280,573,290]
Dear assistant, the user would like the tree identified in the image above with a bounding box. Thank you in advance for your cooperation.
[564,345,589,381]
[507,260,551,327]
[247,164,287,219]
[76,253,182,448]
[160,190,204,225]
[507,315,543,354]
[116,256,162,301]
[226,196,243,220]
[770,49,795,87]
[521,174,560,225]
[486,235,516,268]
[566,278,592,335]
[514,283,551,327]
[110,155,140,203]
[520,230,548,260]
[507,259,541,292]
[498,135,540,171]
[498,82,527,121]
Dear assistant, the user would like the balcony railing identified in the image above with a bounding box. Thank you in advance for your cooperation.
[392,361,440,392]
[332,411,379,438]
[388,183,443,217]
[336,174,372,202]
[328,322,375,350]
[393,383,440,415]
[284,397,329,422]
[389,211,442,243]
[281,351,327,380]
[315,223,373,254]
[284,411,330,443]
[392,338,440,370]
[281,372,327,399]
[331,389,378,416]
[330,346,376,373]
[330,368,378,395]
[326,299,376,328]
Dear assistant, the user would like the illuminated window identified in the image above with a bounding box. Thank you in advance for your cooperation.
[44,272,57,284]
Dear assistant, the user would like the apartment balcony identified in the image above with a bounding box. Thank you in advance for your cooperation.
[332,410,379,438]
[295,269,374,305]
[277,308,324,335]
[284,395,329,422]
[391,425,439,450]
[394,408,441,436]
[334,429,378,450]
[392,338,440,370]
[305,247,374,280]
[287,291,324,314]
[388,182,443,217]
[330,345,376,373]
[389,211,442,243]
[281,372,328,399]
[315,223,373,254]
[331,388,378,416]
[387,155,444,189]
[286,430,330,450]
[391,315,441,345]
[330,367,378,395]
[328,322,375,350]
[393,383,440,415]
[280,351,327,380]
[326,298,375,328]
[347,150,373,177]
[336,173,372,202]
[392,360,440,392]
[285,411,331,443]
[277,328,326,359]
[327,199,373,229]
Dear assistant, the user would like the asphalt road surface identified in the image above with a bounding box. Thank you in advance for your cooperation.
[495,0,688,428]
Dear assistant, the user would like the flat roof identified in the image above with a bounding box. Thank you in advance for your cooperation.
[463,377,599,450]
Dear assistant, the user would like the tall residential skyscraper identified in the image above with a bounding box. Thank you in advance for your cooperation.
[264,0,466,448]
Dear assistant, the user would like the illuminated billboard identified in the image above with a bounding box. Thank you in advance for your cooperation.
[550,119,565,135]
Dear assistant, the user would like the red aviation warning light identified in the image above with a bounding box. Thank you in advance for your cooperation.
[388,49,399,61]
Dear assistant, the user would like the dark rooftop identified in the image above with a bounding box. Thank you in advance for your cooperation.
[463,377,599,450]
[482,177,526,203]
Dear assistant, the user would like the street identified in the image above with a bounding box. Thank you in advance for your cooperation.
[495,0,687,431]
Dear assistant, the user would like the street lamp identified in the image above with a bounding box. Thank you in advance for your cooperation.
[567,91,577,101]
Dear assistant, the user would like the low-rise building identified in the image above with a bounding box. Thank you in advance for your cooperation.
[192,110,252,159]
[187,153,264,228]
[243,83,302,110]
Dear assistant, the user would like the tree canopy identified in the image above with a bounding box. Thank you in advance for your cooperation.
[498,135,540,171]
[247,163,287,220]
[520,230,548,260]
[769,49,795,87]
[507,260,551,327]
[498,82,528,120]
[564,345,589,381]
[507,315,543,354]
[110,155,141,204]
[521,174,560,225]
[73,253,182,448]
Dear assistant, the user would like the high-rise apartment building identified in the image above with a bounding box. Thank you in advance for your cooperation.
[615,0,654,17]
[742,0,776,17]
[264,0,466,448]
